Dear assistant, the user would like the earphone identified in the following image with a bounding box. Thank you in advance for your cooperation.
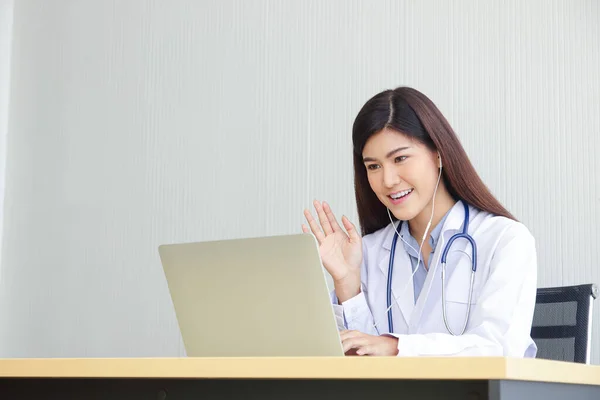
[420,153,443,248]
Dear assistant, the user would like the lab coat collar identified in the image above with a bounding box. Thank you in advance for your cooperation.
[376,200,468,330]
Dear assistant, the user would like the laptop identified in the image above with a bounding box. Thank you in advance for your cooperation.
[158,233,345,357]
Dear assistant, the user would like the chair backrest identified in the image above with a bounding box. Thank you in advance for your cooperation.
[531,283,598,364]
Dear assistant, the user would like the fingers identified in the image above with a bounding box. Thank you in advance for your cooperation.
[303,200,359,244]
[340,330,369,354]
[342,336,370,354]
[355,346,373,356]
[341,216,360,242]
[340,331,397,356]
[322,201,342,232]
[313,200,333,236]
[303,209,326,244]
[339,330,363,340]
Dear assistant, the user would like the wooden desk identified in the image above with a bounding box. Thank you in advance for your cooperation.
[1,357,599,399]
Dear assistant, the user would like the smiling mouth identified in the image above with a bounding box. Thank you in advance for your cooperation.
[389,189,413,200]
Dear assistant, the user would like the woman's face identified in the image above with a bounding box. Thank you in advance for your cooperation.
[362,128,441,221]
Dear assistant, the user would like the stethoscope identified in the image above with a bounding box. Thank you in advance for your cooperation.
[386,201,477,335]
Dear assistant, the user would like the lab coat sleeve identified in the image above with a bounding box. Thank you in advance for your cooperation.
[329,240,380,336]
[389,223,538,357]
[330,292,347,331]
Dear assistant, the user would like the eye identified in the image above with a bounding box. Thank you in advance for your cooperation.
[366,164,380,170]
[395,156,408,163]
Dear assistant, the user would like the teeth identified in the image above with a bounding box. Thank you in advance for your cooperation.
[390,189,412,199]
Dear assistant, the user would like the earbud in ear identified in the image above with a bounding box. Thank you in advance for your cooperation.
[438,154,442,169]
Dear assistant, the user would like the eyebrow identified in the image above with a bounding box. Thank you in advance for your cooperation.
[362,146,411,163]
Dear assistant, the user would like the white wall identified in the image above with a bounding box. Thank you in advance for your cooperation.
[0,0,13,286]
[1,0,599,361]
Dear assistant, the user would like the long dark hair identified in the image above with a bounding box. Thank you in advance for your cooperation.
[352,87,516,236]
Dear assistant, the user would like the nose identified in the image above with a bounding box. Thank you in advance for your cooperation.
[382,166,401,189]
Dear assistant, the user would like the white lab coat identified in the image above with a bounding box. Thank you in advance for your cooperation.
[332,200,538,357]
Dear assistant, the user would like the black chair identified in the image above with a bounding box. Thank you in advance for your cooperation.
[531,283,598,364]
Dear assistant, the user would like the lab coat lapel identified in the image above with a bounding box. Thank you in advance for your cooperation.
[408,201,469,331]
[379,224,415,329]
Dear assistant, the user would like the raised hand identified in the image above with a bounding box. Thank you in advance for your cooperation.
[302,200,362,303]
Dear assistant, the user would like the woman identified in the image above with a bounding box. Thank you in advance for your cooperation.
[302,87,537,357]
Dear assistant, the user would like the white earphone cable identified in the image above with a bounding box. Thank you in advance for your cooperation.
[372,159,443,331]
